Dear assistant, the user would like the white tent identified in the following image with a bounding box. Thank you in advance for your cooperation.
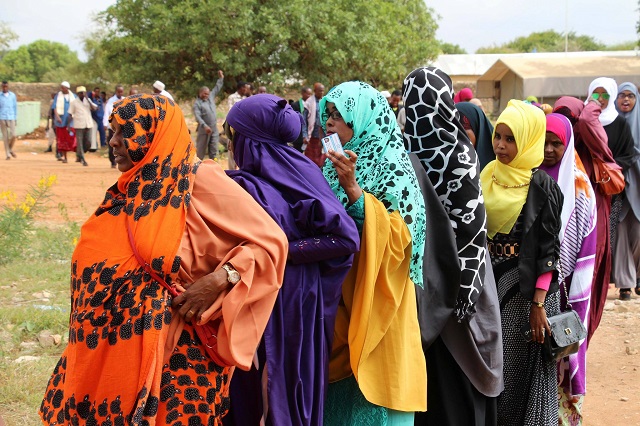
[476,56,640,112]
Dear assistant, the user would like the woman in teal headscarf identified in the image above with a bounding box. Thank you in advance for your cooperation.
[319,81,427,425]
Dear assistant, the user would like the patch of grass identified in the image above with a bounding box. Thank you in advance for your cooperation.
[0,179,78,424]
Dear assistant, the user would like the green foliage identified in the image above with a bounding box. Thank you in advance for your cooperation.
[0,21,18,52]
[0,176,57,264]
[97,0,438,96]
[604,41,639,51]
[1,40,80,83]
[476,30,605,53]
[439,41,467,55]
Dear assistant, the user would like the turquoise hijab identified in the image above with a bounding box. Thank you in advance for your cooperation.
[320,81,426,288]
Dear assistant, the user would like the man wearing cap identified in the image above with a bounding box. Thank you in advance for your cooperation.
[103,85,125,168]
[52,81,77,162]
[152,81,174,101]
[193,70,225,160]
[67,86,97,166]
[0,81,17,160]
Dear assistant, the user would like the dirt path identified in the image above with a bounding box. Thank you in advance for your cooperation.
[2,138,639,425]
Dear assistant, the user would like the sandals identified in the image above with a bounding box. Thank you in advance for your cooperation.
[635,280,640,296]
[620,288,632,301]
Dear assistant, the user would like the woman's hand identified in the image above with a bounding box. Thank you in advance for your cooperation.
[529,289,551,344]
[173,269,229,323]
[327,149,362,205]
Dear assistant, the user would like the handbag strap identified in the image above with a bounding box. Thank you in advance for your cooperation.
[126,219,178,298]
[556,256,572,311]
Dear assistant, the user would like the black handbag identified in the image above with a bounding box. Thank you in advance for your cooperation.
[520,260,587,361]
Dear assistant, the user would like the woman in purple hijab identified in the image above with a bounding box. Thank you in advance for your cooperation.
[222,94,360,426]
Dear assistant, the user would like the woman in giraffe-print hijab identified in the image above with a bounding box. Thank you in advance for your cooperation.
[403,67,503,425]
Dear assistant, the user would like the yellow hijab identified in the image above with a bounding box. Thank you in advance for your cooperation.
[480,100,545,238]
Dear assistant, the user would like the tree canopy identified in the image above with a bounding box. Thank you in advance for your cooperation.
[0,21,18,53]
[96,0,438,96]
[0,40,80,82]
[476,30,606,54]
[439,42,467,55]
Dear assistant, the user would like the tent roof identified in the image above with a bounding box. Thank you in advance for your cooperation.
[476,56,640,97]
[431,51,640,78]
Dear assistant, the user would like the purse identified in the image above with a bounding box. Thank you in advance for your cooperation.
[125,221,231,367]
[592,157,625,195]
[520,260,587,361]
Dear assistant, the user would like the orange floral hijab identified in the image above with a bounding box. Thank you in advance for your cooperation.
[97,94,197,280]
[40,94,197,424]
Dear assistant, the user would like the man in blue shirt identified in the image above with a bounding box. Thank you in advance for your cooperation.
[0,81,17,160]
[88,86,105,147]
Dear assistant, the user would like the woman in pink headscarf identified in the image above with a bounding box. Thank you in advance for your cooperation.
[453,87,473,103]
[553,95,613,344]
[539,113,597,426]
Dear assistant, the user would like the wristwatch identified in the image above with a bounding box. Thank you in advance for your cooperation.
[222,263,241,285]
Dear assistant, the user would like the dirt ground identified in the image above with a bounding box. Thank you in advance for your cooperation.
[1,137,640,425]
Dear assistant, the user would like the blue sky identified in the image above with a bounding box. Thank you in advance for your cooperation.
[4,0,639,60]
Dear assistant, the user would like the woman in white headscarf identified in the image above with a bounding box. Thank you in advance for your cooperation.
[586,78,636,300]
[613,82,640,299]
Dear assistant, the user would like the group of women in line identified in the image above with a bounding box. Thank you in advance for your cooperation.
[38,67,639,426]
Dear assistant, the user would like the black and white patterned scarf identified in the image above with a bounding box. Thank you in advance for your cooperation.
[403,67,487,320]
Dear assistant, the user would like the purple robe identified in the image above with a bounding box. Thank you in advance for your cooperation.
[223,95,359,426]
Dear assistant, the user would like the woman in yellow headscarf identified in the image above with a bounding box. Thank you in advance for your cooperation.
[480,100,563,426]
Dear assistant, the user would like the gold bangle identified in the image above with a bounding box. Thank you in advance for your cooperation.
[532,301,544,308]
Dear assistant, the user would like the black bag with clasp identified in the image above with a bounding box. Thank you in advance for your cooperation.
[520,260,587,361]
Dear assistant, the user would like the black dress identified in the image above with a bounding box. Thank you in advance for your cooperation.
[605,115,636,248]
[491,212,561,426]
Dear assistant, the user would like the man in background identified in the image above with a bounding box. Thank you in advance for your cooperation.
[88,86,105,148]
[227,81,248,109]
[291,86,314,152]
[389,89,406,132]
[304,82,325,167]
[193,70,225,160]
[153,81,174,101]
[52,81,76,162]
[67,86,97,166]
[0,81,17,160]
[103,85,125,168]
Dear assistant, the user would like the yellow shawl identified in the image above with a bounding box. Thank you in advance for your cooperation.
[480,100,546,238]
[329,192,427,412]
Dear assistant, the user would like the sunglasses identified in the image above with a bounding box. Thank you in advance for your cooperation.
[591,92,610,101]
[617,92,636,100]
[326,110,343,121]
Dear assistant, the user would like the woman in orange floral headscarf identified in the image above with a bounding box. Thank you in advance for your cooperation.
[39,94,288,426]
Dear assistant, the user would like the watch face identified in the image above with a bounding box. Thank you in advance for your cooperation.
[229,271,241,284]
[224,265,241,284]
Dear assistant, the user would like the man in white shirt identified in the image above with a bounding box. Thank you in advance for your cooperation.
[153,80,174,101]
[67,86,97,166]
[103,85,125,168]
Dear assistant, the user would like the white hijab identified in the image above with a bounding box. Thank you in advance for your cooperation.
[585,77,619,126]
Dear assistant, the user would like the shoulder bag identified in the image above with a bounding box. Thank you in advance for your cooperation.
[592,157,625,195]
[521,259,587,361]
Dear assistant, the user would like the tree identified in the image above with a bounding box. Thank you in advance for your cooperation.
[2,40,80,82]
[0,21,18,52]
[97,0,439,96]
[439,42,467,55]
[476,30,605,53]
